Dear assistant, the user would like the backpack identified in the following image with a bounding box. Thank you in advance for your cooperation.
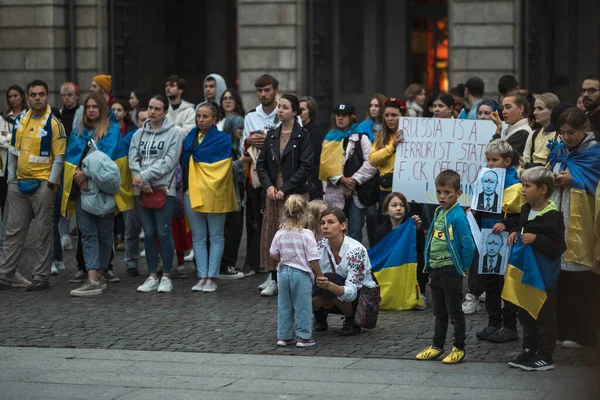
[343,134,380,207]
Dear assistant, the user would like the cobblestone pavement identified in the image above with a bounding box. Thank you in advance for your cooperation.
[1,230,599,367]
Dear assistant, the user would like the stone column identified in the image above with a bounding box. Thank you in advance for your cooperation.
[237,0,306,110]
[448,0,522,98]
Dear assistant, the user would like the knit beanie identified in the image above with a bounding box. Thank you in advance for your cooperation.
[93,75,112,93]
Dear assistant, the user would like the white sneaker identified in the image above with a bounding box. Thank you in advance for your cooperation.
[203,279,218,293]
[462,293,481,315]
[139,231,145,240]
[51,263,59,276]
[157,277,173,293]
[55,261,66,271]
[562,340,583,348]
[184,250,195,262]
[61,236,73,250]
[479,292,486,302]
[140,249,146,258]
[137,276,159,292]
[414,295,427,310]
[258,274,271,291]
[261,279,278,297]
[192,279,206,292]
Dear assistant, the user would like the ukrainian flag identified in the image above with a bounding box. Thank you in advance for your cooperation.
[61,121,134,217]
[502,237,549,319]
[319,123,358,181]
[368,218,422,310]
[502,166,526,215]
[547,139,600,268]
[182,125,237,213]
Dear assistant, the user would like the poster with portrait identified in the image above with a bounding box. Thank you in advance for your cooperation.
[478,229,510,275]
[471,167,506,214]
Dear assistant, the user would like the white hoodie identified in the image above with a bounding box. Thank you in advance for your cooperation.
[204,73,227,104]
[167,99,196,137]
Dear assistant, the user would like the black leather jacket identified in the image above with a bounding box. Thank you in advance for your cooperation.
[256,122,313,195]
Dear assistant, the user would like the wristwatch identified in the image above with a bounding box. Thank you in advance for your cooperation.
[47,181,56,190]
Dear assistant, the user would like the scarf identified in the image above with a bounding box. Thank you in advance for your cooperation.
[10,105,53,161]
[504,118,532,140]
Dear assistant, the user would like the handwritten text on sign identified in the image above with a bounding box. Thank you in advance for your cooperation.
[391,117,497,206]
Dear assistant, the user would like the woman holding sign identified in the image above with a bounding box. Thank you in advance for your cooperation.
[369,98,407,208]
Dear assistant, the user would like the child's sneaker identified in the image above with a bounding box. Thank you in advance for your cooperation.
[442,346,466,364]
[276,339,295,347]
[296,338,316,348]
[518,354,554,371]
[416,345,443,360]
[476,325,500,341]
[508,348,535,368]
[488,328,519,343]
[462,293,481,314]
[414,295,427,310]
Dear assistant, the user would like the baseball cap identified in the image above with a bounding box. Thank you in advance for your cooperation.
[334,103,356,114]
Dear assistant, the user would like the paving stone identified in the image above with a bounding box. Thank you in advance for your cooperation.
[0,382,133,400]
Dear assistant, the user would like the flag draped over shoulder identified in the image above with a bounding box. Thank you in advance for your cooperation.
[502,166,526,215]
[368,218,422,310]
[318,123,357,181]
[182,125,237,213]
[61,122,133,217]
[502,237,548,319]
[548,139,600,268]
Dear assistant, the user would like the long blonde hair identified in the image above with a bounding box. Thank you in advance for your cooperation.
[280,195,308,231]
[306,199,328,239]
[81,92,109,141]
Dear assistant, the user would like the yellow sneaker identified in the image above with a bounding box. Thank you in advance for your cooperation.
[416,345,443,361]
[442,346,466,364]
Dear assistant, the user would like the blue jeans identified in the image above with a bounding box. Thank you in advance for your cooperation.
[124,208,142,269]
[345,197,366,243]
[278,265,313,340]
[135,196,175,274]
[184,194,226,278]
[75,198,114,271]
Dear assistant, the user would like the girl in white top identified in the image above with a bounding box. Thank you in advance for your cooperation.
[313,208,376,336]
[270,195,323,348]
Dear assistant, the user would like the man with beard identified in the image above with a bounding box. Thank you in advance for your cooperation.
[165,75,196,136]
[580,75,600,141]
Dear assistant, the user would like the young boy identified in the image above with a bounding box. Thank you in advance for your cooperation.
[502,167,566,371]
[416,170,475,364]
[475,140,525,343]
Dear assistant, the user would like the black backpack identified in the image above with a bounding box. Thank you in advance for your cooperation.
[343,134,380,207]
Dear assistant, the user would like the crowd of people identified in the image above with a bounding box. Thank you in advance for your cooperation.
[0,71,599,371]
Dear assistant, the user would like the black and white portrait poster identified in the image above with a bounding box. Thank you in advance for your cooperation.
[471,168,506,214]
[478,229,509,275]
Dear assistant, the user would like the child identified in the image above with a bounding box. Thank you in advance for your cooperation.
[307,199,328,241]
[475,140,525,343]
[270,195,324,348]
[501,167,566,371]
[416,170,475,364]
[374,192,428,310]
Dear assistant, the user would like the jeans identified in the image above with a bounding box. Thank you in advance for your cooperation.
[244,184,263,271]
[430,266,466,349]
[519,289,557,360]
[221,208,244,268]
[135,196,175,274]
[484,274,517,330]
[184,194,226,278]
[124,208,142,269]
[52,197,63,262]
[278,265,313,340]
[58,216,70,237]
[75,197,114,271]
[345,197,366,243]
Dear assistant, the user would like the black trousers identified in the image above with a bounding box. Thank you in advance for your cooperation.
[76,228,114,271]
[484,274,517,330]
[557,270,599,346]
[113,213,125,240]
[430,266,466,349]
[467,253,485,297]
[518,289,557,361]
[244,184,263,272]
[221,208,244,267]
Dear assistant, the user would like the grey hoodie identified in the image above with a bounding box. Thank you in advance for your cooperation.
[128,118,183,196]
[204,73,227,104]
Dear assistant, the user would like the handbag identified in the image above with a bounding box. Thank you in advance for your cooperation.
[139,174,174,209]
[354,273,381,329]
[343,134,380,206]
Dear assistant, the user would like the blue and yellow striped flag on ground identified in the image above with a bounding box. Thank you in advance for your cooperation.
[368,218,423,310]
[501,237,548,319]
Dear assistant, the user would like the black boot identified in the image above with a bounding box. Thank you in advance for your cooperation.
[339,315,361,336]
[313,308,328,332]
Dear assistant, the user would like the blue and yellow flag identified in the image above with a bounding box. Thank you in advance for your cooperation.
[502,237,550,319]
[61,121,133,217]
[502,166,526,215]
[368,218,422,310]
[319,123,358,181]
[182,125,237,213]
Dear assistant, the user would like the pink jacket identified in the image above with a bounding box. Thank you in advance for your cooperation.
[323,133,377,209]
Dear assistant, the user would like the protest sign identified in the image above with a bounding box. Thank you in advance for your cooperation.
[391,117,497,206]
[471,167,506,214]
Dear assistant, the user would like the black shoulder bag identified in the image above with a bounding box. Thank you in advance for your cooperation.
[343,134,380,206]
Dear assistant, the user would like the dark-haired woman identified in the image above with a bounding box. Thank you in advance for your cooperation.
[548,107,600,348]
[312,208,377,336]
[112,100,137,138]
[432,93,455,119]
[299,96,326,200]
[217,88,246,131]
[129,89,149,126]
[257,93,313,297]
[129,95,183,294]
